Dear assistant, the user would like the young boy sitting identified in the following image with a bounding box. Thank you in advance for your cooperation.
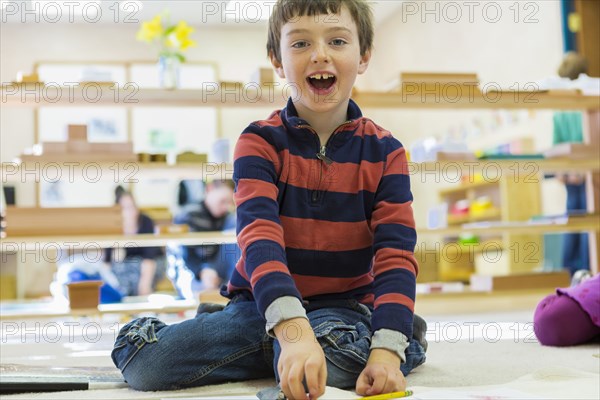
[111,1,426,398]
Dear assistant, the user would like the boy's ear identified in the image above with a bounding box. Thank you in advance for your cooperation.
[269,51,286,79]
[358,50,371,75]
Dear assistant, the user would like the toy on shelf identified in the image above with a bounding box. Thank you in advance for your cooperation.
[470,196,497,218]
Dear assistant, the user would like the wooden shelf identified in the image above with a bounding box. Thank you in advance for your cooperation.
[0,231,237,253]
[416,158,600,174]
[441,239,504,256]
[355,90,600,110]
[439,180,500,196]
[447,209,502,225]
[1,161,233,183]
[2,217,598,253]
[2,157,599,183]
[0,298,199,321]
[420,215,600,236]
[2,85,598,109]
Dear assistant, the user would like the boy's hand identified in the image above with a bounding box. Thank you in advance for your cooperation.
[356,348,405,396]
[274,317,326,400]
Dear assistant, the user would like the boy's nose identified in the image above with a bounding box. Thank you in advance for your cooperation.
[311,43,330,64]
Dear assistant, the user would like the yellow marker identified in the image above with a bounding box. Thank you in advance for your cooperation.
[359,390,413,400]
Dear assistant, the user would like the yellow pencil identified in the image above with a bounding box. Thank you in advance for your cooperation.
[359,390,413,400]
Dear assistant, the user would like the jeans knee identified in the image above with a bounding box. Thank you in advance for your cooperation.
[121,359,179,391]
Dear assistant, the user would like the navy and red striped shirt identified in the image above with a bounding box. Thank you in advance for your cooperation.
[222,97,418,339]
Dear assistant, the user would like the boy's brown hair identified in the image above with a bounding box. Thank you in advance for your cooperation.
[267,0,374,63]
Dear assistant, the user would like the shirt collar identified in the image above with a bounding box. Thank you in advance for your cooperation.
[281,97,363,130]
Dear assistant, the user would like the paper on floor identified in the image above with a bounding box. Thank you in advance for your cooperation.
[170,385,361,400]
[410,387,543,399]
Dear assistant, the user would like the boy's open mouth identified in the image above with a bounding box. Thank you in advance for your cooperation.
[307,73,337,91]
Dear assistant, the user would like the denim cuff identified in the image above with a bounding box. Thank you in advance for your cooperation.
[370,328,410,364]
[264,296,308,337]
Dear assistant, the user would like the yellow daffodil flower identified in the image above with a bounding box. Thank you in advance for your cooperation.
[137,11,196,60]
[136,15,163,42]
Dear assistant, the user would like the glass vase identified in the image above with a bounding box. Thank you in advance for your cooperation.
[158,55,180,90]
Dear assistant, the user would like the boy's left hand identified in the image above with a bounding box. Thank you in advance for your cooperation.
[355,348,406,396]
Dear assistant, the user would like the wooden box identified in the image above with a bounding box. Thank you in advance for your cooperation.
[67,141,92,153]
[401,72,479,85]
[67,280,102,309]
[109,142,134,154]
[176,151,208,163]
[41,142,69,154]
[251,68,275,86]
[219,81,243,91]
[543,143,598,159]
[470,271,570,292]
[68,125,88,142]
[4,206,122,236]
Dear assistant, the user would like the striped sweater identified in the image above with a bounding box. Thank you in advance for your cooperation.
[223,97,418,340]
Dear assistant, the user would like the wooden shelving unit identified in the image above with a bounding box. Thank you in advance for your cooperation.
[2,85,599,109]
[2,70,599,300]
[0,231,238,253]
[0,161,233,183]
[437,173,544,281]
[2,158,598,183]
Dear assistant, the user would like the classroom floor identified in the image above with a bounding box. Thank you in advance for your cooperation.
[1,300,599,399]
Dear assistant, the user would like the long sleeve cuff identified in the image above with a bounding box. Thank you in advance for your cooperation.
[264,296,308,337]
[370,328,410,364]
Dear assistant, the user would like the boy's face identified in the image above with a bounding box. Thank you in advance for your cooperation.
[271,5,370,115]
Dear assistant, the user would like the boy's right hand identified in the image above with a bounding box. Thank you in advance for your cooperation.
[274,317,327,400]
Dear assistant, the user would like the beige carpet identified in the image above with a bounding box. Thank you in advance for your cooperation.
[1,310,598,399]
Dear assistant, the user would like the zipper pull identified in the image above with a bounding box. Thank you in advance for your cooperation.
[316,145,333,165]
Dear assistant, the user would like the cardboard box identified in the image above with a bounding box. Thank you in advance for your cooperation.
[68,124,88,142]
[67,280,102,309]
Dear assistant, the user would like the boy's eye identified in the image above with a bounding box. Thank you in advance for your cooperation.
[330,39,347,46]
[292,41,309,49]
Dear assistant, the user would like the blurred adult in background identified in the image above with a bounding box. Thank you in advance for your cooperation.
[553,52,590,274]
[167,179,239,299]
[104,186,164,296]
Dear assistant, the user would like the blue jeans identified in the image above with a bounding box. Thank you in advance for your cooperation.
[111,294,426,391]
